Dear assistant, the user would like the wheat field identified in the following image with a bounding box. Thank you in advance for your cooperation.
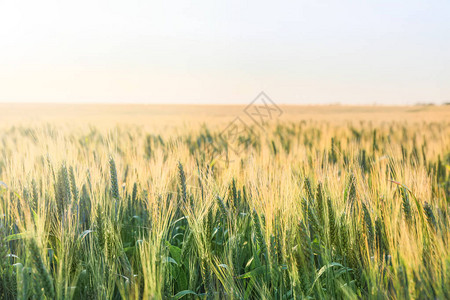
[0,104,449,299]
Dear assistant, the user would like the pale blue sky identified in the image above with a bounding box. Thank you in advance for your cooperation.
[0,0,449,104]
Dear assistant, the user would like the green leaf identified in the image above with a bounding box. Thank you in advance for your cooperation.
[168,243,182,265]
[238,266,267,279]
[171,233,184,241]
[163,256,178,265]
[78,230,93,241]
[6,232,31,242]
[178,269,188,291]
[308,262,349,294]
[123,246,135,254]
[172,216,188,225]
[172,290,197,300]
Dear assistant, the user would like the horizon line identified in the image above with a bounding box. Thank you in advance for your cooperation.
[0,101,448,107]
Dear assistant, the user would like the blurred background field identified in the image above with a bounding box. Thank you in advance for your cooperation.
[1,103,449,128]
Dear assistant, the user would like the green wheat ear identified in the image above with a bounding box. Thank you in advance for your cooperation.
[80,184,91,229]
[109,156,120,200]
[327,196,337,247]
[372,129,378,153]
[346,174,357,207]
[297,219,314,291]
[31,179,39,212]
[69,166,78,202]
[216,195,229,221]
[423,202,437,230]
[228,178,238,213]
[178,161,187,204]
[303,177,314,201]
[375,217,388,258]
[96,203,105,249]
[329,137,337,164]
[0,223,9,271]
[339,215,350,257]
[200,257,214,300]
[252,209,268,262]
[362,202,374,251]
[231,178,237,202]
[28,238,55,299]
[307,201,320,239]
[396,259,410,298]
[205,207,214,249]
[301,197,308,221]
[56,163,71,217]
[131,182,138,203]
[400,187,412,223]
[315,182,324,225]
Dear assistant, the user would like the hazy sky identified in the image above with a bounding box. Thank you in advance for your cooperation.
[0,0,449,105]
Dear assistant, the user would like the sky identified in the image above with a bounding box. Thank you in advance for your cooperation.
[0,0,449,105]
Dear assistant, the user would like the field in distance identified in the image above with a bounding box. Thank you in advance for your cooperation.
[1,103,448,127]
